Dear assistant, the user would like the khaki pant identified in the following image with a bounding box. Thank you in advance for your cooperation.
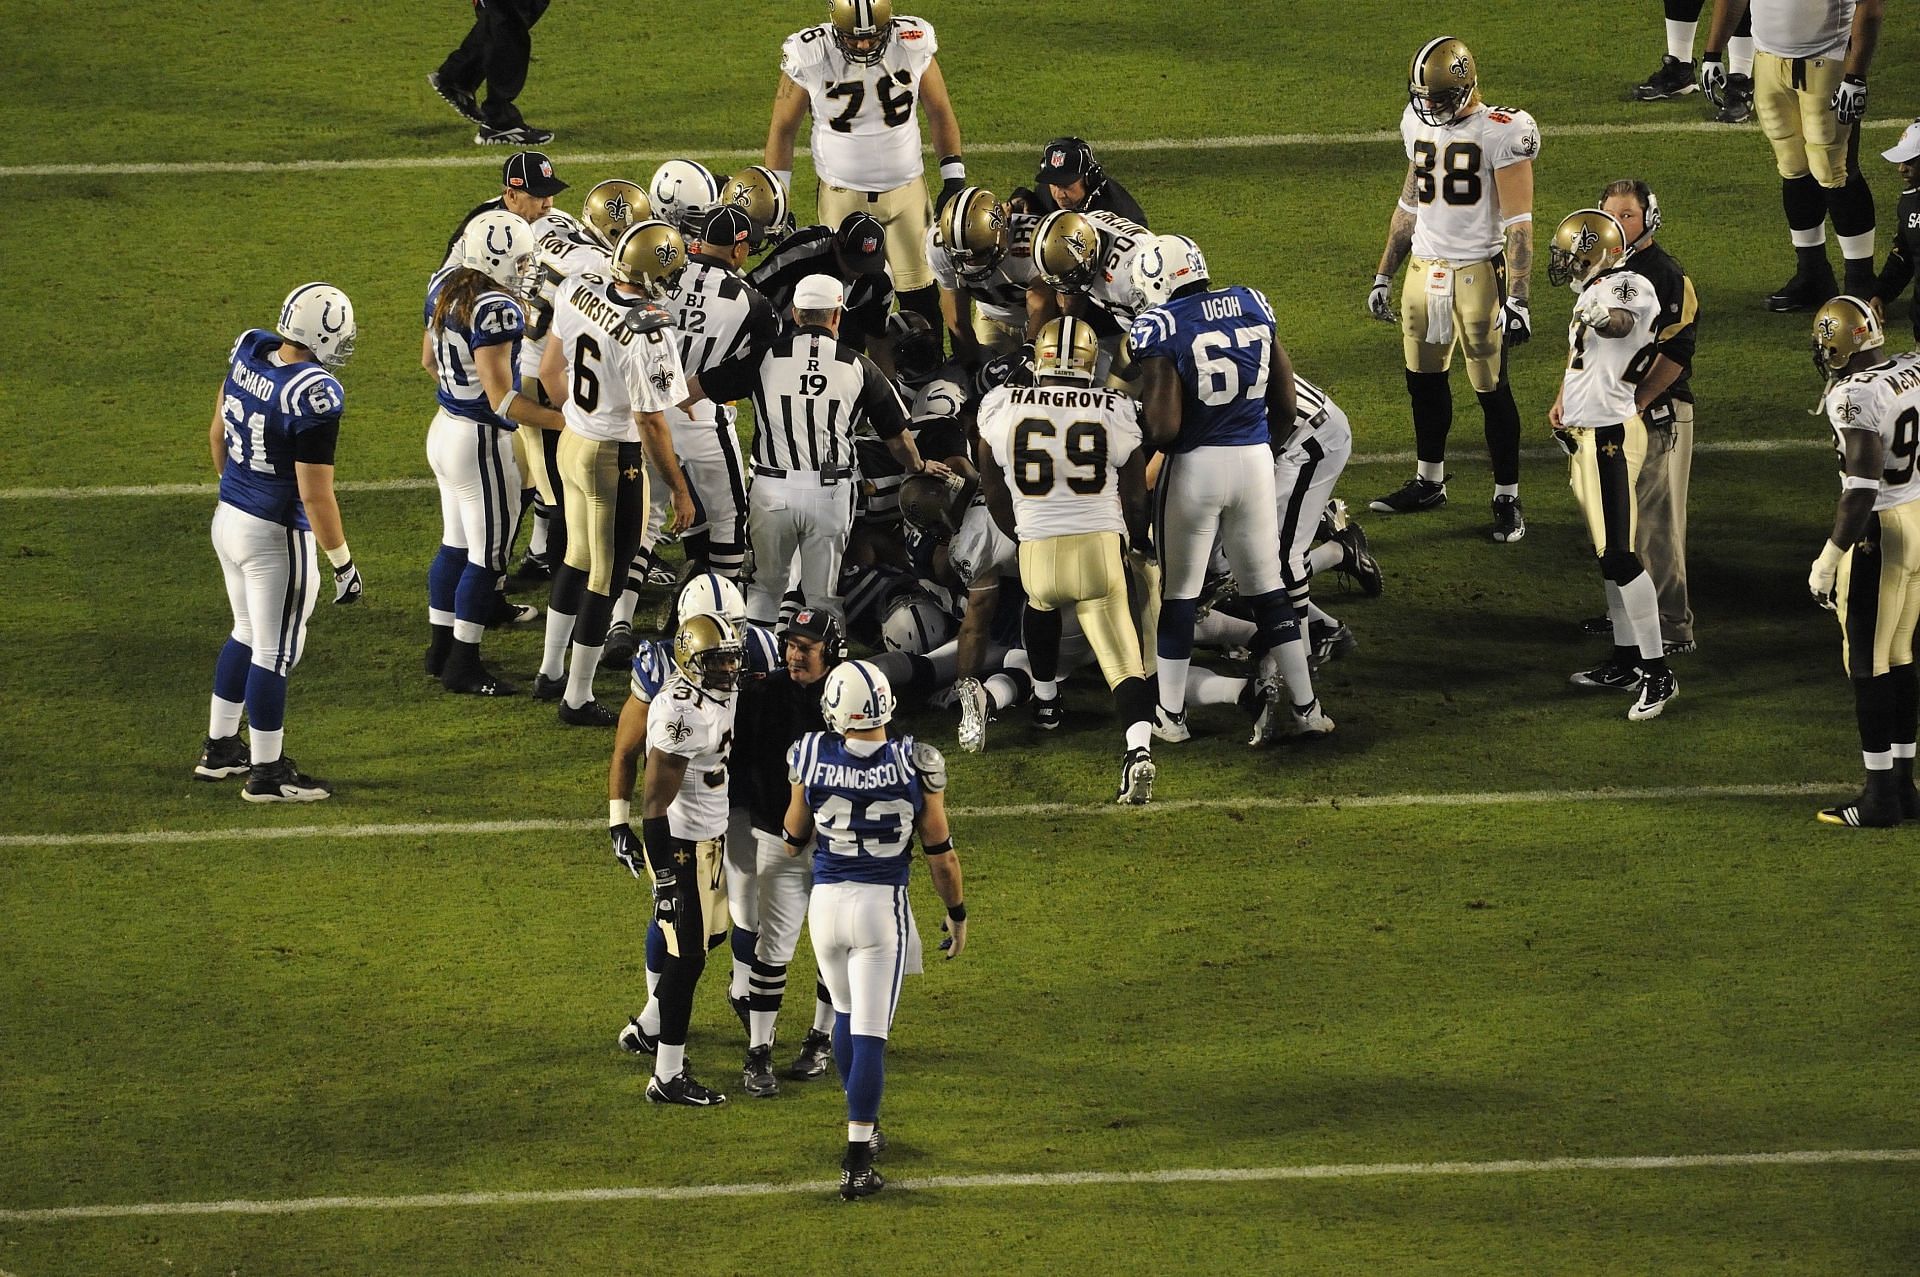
[1019,531,1149,689]
[653,835,729,960]
[557,429,647,594]
[1566,417,1648,558]
[1400,255,1507,393]
[1636,401,1694,644]
[1754,49,1849,186]
[818,174,933,291]
[972,309,1026,356]
[1836,501,1920,677]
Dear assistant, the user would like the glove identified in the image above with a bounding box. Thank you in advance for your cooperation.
[1552,427,1579,457]
[1809,540,1844,609]
[611,823,645,878]
[332,560,363,605]
[1831,74,1868,126]
[1004,342,1037,388]
[1573,287,1612,330]
[1698,51,1727,106]
[939,916,967,959]
[1366,272,1396,323]
[1502,297,1531,347]
[936,176,967,217]
[651,871,681,930]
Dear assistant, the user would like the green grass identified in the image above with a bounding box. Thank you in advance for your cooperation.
[6,2,1920,1272]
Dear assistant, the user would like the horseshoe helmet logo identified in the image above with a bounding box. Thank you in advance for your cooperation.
[486,224,514,258]
[320,299,346,334]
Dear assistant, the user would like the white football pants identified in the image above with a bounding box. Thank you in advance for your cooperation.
[809,880,914,1039]
[426,409,520,573]
[1275,403,1353,585]
[212,503,319,674]
[747,473,854,625]
[1157,443,1283,600]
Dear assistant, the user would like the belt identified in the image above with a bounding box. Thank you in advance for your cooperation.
[827,183,889,203]
[754,464,852,484]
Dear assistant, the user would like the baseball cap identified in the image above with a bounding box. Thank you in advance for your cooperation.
[699,205,753,250]
[793,273,846,310]
[833,211,887,274]
[502,151,567,197]
[1036,136,1094,187]
[1883,119,1920,164]
[782,607,846,658]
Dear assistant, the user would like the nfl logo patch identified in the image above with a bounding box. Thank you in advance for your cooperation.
[862,236,880,254]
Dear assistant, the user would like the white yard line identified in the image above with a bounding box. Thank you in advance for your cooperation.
[0,783,1840,849]
[0,438,1824,503]
[0,1146,1912,1222]
[0,118,1905,181]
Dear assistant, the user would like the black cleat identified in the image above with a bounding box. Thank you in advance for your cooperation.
[1632,55,1697,101]
[646,1071,726,1106]
[193,734,249,781]
[1309,620,1357,668]
[868,1124,888,1156]
[1115,747,1156,805]
[427,71,484,124]
[618,1016,658,1055]
[1580,615,1614,637]
[839,1162,885,1201]
[1031,698,1064,731]
[487,597,540,628]
[558,699,619,727]
[742,1045,780,1098]
[512,551,552,582]
[1627,667,1678,720]
[241,757,332,804]
[532,673,566,702]
[475,123,555,146]
[1713,73,1754,123]
[1369,476,1447,514]
[1817,773,1902,827]
[601,621,638,669]
[1569,661,1643,692]
[1331,519,1383,597]
[1490,495,1526,543]
[787,1029,833,1079]
[1765,267,1836,313]
[442,666,520,697]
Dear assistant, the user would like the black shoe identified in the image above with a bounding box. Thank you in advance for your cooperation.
[1331,520,1383,597]
[1627,667,1678,720]
[601,621,638,669]
[729,994,752,1035]
[1569,660,1643,691]
[193,734,249,781]
[558,699,618,727]
[840,1162,885,1201]
[618,1016,658,1055]
[1580,615,1614,637]
[487,595,539,627]
[1765,267,1836,313]
[1369,476,1447,514]
[1632,55,1697,101]
[241,756,332,803]
[442,666,520,696]
[1032,698,1064,730]
[787,1029,833,1079]
[476,123,555,146]
[1816,774,1902,827]
[532,673,566,702]
[1490,495,1526,543]
[868,1124,888,1156]
[1714,73,1754,123]
[646,1071,726,1106]
[427,71,484,124]
[1308,620,1357,668]
[512,551,552,583]
[742,1045,780,1098]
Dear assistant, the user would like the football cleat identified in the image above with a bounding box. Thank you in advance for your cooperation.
[558,699,619,727]
[532,673,566,702]
[1765,265,1837,314]
[1713,73,1754,123]
[1569,661,1643,691]
[1289,699,1336,739]
[1309,620,1357,668]
[427,71,484,124]
[1247,679,1284,746]
[1151,706,1190,743]
[1815,775,1901,827]
[240,757,332,804]
[867,1124,888,1156]
[839,1164,885,1201]
[646,1071,726,1107]
[1316,496,1351,543]
[475,123,555,146]
[601,621,638,670]
[1580,615,1614,637]
[513,551,552,582]
[787,1029,833,1079]
[645,563,679,587]
[618,1015,659,1055]
[1115,747,1156,805]
[1194,571,1239,622]
[489,599,541,627]
[1369,476,1447,514]
[1627,668,1678,720]
[1490,495,1526,543]
[1664,637,1698,657]
[742,1045,780,1098]
[193,734,250,781]
[954,676,990,753]
[1031,698,1064,731]
[1632,55,1697,101]
[1331,520,1383,597]
[443,667,520,697]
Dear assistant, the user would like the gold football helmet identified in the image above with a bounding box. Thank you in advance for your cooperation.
[1033,209,1101,295]
[1409,36,1478,126]
[581,180,651,250]
[673,612,745,693]
[1811,296,1885,377]
[1033,316,1101,384]
[935,186,1010,283]
[1547,210,1627,292]
[831,0,894,64]
[612,220,688,298]
[719,165,791,249]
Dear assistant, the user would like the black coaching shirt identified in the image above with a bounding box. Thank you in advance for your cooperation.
[1629,240,1697,412]
[1874,185,1920,343]
[746,225,894,351]
[700,325,908,473]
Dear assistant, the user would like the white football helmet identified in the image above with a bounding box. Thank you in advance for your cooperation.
[461,209,540,295]
[276,282,356,369]
[881,592,957,655]
[677,571,747,627]
[649,160,721,236]
[1129,234,1208,312]
[821,660,896,732]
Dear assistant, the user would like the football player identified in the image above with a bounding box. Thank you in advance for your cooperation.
[718,165,796,253]
[423,210,565,696]
[647,159,722,240]
[609,611,746,1107]
[1807,296,1920,826]
[1129,235,1332,746]
[783,660,967,1199]
[1367,36,1539,543]
[196,283,361,802]
[1028,206,1154,368]
[1548,209,1677,721]
[973,315,1159,803]
[930,186,1040,365]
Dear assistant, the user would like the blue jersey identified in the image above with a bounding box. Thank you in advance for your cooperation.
[790,731,931,887]
[1128,285,1278,452]
[424,265,526,430]
[215,329,344,529]
[628,623,780,702]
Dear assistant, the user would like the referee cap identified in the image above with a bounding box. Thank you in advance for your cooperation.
[794,273,846,310]
[1884,119,1920,164]
[502,151,567,196]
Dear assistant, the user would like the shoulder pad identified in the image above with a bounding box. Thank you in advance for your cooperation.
[910,738,948,792]
[624,302,673,335]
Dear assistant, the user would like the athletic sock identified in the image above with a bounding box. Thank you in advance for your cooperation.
[654,1042,685,1083]
[539,608,574,681]
[1620,573,1663,660]
[1306,541,1342,575]
[1665,18,1696,62]
[563,643,603,707]
[1728,34,1754,76]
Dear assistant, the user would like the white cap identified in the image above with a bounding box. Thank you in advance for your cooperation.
[793,273,846,310]
[1883,119,1920,164]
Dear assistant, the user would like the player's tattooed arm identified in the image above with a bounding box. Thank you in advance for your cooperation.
[1375,164,1420,280]
[1503,219,1534,304]
[764,73,809,172]
[1495,161,1536,303]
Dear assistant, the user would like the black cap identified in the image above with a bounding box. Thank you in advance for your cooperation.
[699,205,753,250]
[1036,137,1097,186]
[782,607,847,660]
[502,151,567,197]
[834,211,887,274]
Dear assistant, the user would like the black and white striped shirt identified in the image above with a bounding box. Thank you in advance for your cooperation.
[746,225,894,350]
[700,325,908,473]
[664,255,780,377]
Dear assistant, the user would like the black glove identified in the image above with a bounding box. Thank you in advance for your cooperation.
[332,560,363,604]
[611,823,645,878]
[936,176,967,217]
[1004,342,1037,388]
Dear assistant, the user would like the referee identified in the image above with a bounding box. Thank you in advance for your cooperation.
[686,274,941,627]
[747,213,894,353]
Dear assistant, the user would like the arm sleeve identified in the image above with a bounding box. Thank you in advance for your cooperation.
[859,358,910,439]
[699,351,761,405]
[292,417,341,465]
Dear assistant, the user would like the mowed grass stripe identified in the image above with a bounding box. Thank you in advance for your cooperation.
[0,783,1843,848]
[3,1147,1915,1222]
[0,438,1826,501]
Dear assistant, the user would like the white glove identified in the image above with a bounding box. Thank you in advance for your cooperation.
[1502,297,1531,346]
[1809,540,1844,609]
[1573,287,1612,330]
[1366,273,1396,323]
[1698,51,1727,105]
[939,911,968,959]
[332,560,363,604]
[1831,75,1868,126]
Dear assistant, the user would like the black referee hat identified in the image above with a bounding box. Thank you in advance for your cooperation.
[699,205,753,250]
[834,212,887,274]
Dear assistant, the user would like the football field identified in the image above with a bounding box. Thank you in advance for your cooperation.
[5,2,1920,1271]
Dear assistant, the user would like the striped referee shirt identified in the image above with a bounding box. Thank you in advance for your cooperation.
[699,325,908,473]
[666,255,780,377]
[746,225,894,349]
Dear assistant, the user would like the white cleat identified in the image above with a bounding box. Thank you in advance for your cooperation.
[1115,748,1156,805]
[1289,699,1336,739]
[1247,679,1284,746]
[954,677,989,753]
[1151,706,1190,743]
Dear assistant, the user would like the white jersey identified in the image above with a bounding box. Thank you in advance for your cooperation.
[1400,102,1541,264]
[548,278,688,443]
[519,218,613,382]
[646,674,736,841]
[1085,208,1154,325]
[1826,352,1920,512]
[947,498,1018,589]
[1559,269,1662,429]
[926,211,1039,328]
[1750,0,1854,58]
[780,16,939,191]
[976,384,1142,541]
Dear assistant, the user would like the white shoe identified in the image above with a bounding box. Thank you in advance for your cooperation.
[1151,706,1190,743]
[955,677,989,753]
[1115,748,1156,805]
[1289,699,1336,739]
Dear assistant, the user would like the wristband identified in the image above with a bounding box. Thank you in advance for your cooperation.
[609,799,631,827]
[492,389,519,420]
[1499,212,1532,229]
[1841,476,1879,492]
[1817,539,1847,568]
[1395,200,1417,216]
[946,902,967,922]
[1373,272,1391,288]
[773,169,792,192]
[939,155,966,182]
[924,834,954,854]
[324,542,353,569]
